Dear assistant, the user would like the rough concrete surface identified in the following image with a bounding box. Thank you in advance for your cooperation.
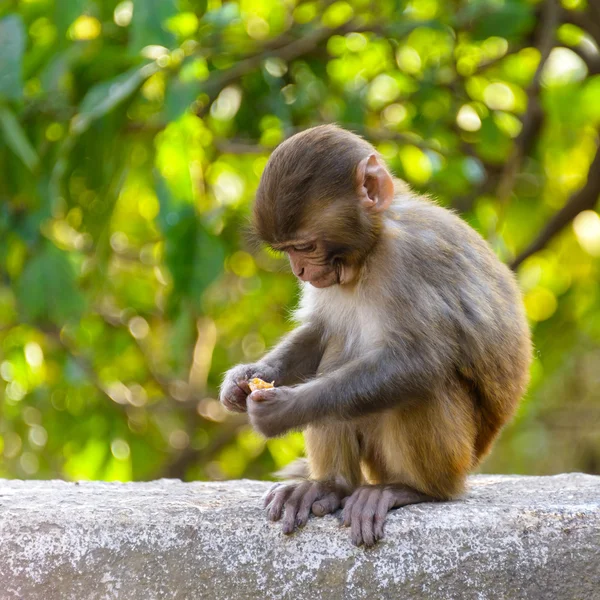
[0,474,598,600]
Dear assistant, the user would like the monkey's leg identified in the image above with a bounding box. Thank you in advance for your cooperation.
[264,422,362,534]
[341,484,432,547]
[344,386,476,547]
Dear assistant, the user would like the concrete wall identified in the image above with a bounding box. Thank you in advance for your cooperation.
[0,474,599,599]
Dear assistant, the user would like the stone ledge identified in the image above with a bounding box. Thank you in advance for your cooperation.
[0,474,599,600]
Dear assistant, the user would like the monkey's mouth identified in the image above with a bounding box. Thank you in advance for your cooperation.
[307,263,351,288]
[306,269,338,288]
[300,259,352,288]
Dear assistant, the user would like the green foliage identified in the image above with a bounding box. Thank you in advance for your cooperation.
[130,0,178,52]
[0,106,39,172]
[0,15,25,101]
[0,0,599,481]
[16,243,85,325]
[161,204,225,313]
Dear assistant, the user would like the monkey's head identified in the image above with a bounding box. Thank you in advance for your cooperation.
[253,125,395,288]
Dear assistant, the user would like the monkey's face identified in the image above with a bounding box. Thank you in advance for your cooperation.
[252,125,396,289]
[279,240,355,288]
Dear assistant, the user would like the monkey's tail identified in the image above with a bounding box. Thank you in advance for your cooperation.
[273,458,309,480]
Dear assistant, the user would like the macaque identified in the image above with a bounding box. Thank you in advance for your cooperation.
[219,125,532,547]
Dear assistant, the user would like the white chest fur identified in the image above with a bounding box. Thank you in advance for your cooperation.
[296,284,385,355]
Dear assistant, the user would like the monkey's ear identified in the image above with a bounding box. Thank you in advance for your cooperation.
[356,154,394,212]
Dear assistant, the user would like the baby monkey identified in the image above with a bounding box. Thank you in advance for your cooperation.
[220,125,531,547]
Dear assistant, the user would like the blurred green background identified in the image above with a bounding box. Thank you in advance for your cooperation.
[0,0,599,482]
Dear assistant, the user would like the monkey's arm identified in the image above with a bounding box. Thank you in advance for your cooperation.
[248,342,445,436]
[220,324,324,413]
[261,323,325,386]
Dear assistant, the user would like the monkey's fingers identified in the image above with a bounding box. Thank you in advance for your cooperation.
[372,486,432,541]
[265,484,296,522]
[295,484,324,528]
[341,488,362,527]
[235,378,251,394]
[357,488,385,547]
[248,388,277,403]
[281,481,312,534]
[312,492,342,516]
[373,489,395,541]
[348,488,371,546]
[263,482,283,508]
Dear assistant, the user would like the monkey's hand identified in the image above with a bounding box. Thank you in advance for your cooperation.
[219,363,278,413]
[247,386,300,437]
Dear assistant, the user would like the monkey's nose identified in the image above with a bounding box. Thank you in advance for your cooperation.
[295,267,305,278]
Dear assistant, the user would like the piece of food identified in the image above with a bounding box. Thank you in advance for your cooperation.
[248,378,275,392]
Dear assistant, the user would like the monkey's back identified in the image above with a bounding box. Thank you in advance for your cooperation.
[378,193,532,459]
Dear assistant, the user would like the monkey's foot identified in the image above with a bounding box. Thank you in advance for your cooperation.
[342,484,433,547]
[264,479,349,535]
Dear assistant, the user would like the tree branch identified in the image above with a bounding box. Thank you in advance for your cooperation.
[45,328,127,411]
[562,7,600,45]
[161,414,247,479]
[495,0,559,207]
[511,142,600,269]
[215,127,449,156]
[194,18,439,117]
[569,42,600,76]
[96,308,206,405]
[196,20,371,116]
[213,138,271,154]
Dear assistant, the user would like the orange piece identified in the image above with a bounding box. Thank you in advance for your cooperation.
[248,378,275,392]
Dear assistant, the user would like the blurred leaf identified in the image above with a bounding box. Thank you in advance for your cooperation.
[16,243,85,325]
[0,105,39,171]
[130,0,178,52]
[470,0,534,41]
[72,63,160,135]
[162,206,225,313]
[0,15,25,102]
[164,76,200,122]
[54,0,87,38]
[203,2,240,28]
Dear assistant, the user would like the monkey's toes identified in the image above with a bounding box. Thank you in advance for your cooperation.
[263,483,293,521]
[264,480,347,534]
[312,491,343,516]
[342,486,390,547]
[342,484,433,547]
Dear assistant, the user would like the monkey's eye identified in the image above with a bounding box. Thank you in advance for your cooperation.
[292,244,316,253]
